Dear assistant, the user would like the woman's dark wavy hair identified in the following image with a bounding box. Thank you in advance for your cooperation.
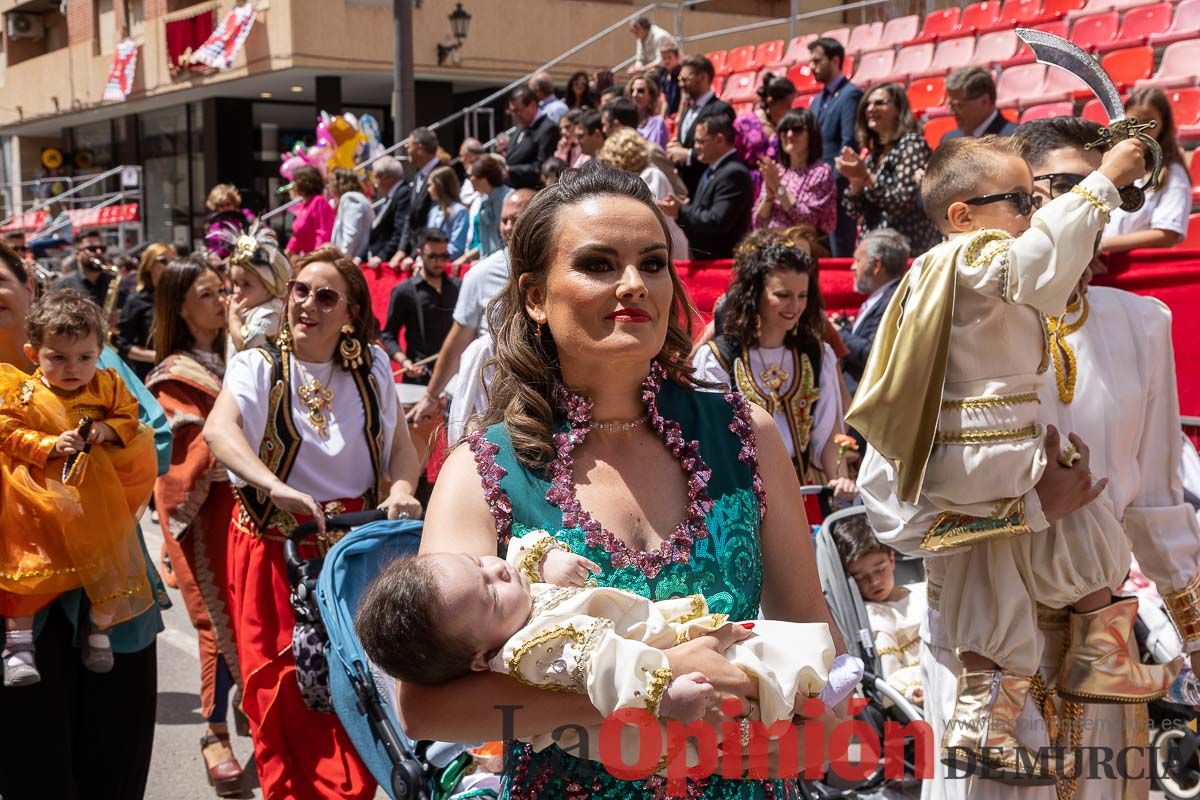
[721,240,824,350]
[854,82,921,153]
[478,163,699,469]
[155,256,227,359]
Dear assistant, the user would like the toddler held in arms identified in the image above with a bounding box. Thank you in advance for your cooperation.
[848,133,1177,781]
[0,290,156,687]
[357,530,862,768]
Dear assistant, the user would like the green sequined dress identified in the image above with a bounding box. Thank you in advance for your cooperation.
[466,363,801,799]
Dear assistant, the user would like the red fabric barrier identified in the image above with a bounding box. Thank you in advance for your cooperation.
[677,249,1200,417]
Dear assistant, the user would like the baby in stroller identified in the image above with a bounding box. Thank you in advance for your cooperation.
[832,516,927,710]
[357,529,862,770]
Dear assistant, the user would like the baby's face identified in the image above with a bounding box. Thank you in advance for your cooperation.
[953,154,1039,238]
[847,551,896,603]
[30,332,101,392]
[429,552,534,663]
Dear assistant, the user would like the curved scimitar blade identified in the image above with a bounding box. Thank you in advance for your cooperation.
[1015,28,1125,122]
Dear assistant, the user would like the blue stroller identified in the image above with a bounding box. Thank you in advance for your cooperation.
[286,510,498,800]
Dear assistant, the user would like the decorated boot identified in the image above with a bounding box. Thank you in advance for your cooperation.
[942,670,1071,785]
[1056,597,1182,704]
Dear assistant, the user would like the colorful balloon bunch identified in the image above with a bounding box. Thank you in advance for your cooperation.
[279,111,385,181]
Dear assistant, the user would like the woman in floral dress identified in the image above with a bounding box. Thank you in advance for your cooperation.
[397,165,844,798]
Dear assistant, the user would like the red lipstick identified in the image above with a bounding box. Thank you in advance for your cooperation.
[606,308,651,323]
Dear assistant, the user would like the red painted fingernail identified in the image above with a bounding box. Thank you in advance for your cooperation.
[741,622,755,629]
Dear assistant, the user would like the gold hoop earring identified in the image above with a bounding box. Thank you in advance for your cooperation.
[536,319,544,338]
[338,324,364,370]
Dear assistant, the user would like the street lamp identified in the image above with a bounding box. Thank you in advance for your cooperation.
[437,3,472,66]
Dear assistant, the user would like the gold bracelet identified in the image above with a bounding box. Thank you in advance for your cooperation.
[517,534,569,584]
[1164,574,1200,646]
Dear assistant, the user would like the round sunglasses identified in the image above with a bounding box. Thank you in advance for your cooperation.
[288,280,346,312]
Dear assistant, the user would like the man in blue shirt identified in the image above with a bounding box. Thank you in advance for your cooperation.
[808,37,863,257]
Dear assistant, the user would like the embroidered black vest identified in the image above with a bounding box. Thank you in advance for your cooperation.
[235,343,385,530]
[708,334,823,470]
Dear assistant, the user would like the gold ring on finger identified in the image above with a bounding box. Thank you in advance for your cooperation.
[1058,444,1081,469]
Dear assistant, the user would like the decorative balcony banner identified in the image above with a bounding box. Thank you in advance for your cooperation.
[166,6,215,76]
[189,0,256,70]
[102,38,138,102]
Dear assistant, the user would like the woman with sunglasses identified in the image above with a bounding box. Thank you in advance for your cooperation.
[1101,87,1192,255]
[114,242,175,380]
[566,70,595,109]
[753,109,836,236]
[626,74,669,148]
[146,256,246,796]
[204,246,421,800]
[836,83,941,256]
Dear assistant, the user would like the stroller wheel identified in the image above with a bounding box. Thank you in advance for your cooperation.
[1154,726,1200,800]
[390,758,425,799]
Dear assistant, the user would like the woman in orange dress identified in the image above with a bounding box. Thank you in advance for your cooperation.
[147,256,245,796]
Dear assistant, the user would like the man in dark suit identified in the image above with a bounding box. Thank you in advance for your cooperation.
[505,86,560,190]
[940,66,1018,144]
[365,155,410,266]
[808,37,863,258]
[666,54,734,195]
[389,126,440,266]
[659,115,752,260]
[840,228,910,395]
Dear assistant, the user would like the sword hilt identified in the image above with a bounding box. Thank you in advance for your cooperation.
[1084,116,1163,212]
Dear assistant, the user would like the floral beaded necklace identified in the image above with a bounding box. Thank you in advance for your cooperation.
[545,362,715,578]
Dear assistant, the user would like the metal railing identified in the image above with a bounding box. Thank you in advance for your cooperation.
[0,165,127,229]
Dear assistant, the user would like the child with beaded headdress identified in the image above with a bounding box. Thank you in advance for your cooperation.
[217,222,290,358]
[848,134,1174,782]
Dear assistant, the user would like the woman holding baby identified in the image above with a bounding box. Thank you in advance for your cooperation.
[399,164,845,798]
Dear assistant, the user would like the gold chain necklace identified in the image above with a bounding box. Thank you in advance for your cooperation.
[752,346,790,414]
[1044,294,1089,405]
[294,356,336,437]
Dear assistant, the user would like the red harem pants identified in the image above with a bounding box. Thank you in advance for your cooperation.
[226,497,376,800]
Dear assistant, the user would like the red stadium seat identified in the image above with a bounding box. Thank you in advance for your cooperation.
[756,39,786,68]
[1000,0,1046,26]
[787,62,818,93]
[1150,0,1200,47]
[880,15,921,49]
[780,36,810,67]
[712,76,725,96]
[851,49,896,87]
[1038,0,1087,20]
[907,76,948,114]
[1034,19,1070,35]
[1190,151,1200,203]
[1020,101,1075,121]
[960,1,1007,34]
[1170,87,1200,125]
[1135,39,1200,89]
[910,36,975,79]
[894,43,936,80]
[1081,97,1110,124]
[1096,3,1172,52]
[1183,213,1200,248]
[846,21,884,54]
[1100,46,1154,90]
[1066,0,1119,17]
[912,7,963,44]
[1001,19,1069,67]
[821,27,851,46]
[996,63,1047,107]
[1071,12,1121,51]
[725,45,757,75]
[972,30,1020,65]
[924,115,959,147]
[722,71,760,103]
[793,92,818,109]
[733,102,755,117]
[706,50,728,76]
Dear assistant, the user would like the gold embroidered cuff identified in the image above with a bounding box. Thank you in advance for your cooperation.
[1070,184,1113,214]
[517,535,570,584]
[920,499,1033,552]
[1163,574,1200,647]
[644,666,674,718]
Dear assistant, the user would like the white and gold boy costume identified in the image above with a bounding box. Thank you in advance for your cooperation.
[867,582,927,705]
[494,530,837,766]
[847,172,1131,676]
